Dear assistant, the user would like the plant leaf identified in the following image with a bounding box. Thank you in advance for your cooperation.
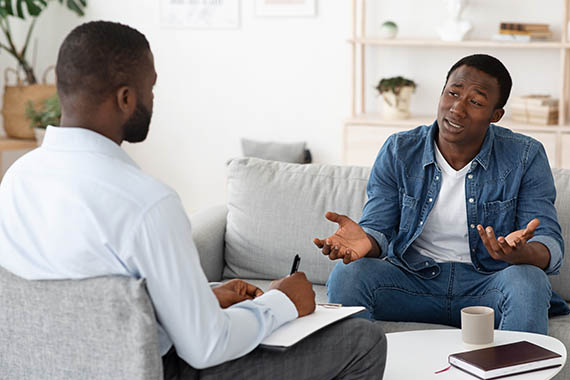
[23,0,43,16]
[16,0,24,18]
[64,0,85,16]
[3,0,15,16]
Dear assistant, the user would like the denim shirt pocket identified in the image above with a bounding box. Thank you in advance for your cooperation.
[483,197,517,236]
[399,193,418,232]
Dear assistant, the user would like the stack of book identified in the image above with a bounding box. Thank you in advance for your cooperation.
[510,95,558,125]
[493,22,552,42]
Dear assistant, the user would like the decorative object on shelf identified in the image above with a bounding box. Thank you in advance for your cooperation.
[3,68,56,139]
[160,0,240,29]
[255,0,316,17]
[437,0,472,42]
[379,20,398,39]
[493,22,552,42]
[375,76,416,120]
[25,94,60,145]
[0,0,86,139]
[510,95,559,125]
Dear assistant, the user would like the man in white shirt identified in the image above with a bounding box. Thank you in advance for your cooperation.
[0,21,386,379]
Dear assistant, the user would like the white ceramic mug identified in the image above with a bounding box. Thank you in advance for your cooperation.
[461,306,494,346]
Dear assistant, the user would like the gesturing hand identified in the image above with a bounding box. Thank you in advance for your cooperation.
[212,279,264,308]
[313,211,372,264]
[477,218,540,264]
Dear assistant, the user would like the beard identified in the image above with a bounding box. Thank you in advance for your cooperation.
[122,101,152,143]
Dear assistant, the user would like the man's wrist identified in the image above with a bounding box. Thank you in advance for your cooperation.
[365,234,381,258]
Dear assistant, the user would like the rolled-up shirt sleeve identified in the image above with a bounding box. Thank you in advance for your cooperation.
[122,194,298,369]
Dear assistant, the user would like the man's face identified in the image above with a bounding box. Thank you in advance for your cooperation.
[122,51,157,143]
[437,65,503,150]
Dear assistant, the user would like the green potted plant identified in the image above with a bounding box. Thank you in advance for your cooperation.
[25,93,60,144]
[375,76,417,120]
[1,0,86,139]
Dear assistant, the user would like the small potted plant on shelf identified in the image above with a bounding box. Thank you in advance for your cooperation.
[25,94,60,144]
[375,76,417,120]
[0,0,86,139]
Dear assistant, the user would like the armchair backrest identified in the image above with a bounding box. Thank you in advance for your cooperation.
[0,266,163,380]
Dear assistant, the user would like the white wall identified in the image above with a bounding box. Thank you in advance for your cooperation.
[0,0,564,212]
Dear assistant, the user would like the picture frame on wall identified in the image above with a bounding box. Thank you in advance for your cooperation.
[255,0,316,17]
[160,0,240,29]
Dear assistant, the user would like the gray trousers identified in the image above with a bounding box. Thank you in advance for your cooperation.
[163,318,387,380]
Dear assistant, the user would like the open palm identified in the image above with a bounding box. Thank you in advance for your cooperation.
[313,212,372,263]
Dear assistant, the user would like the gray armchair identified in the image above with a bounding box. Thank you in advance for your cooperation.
[0,266,163,380]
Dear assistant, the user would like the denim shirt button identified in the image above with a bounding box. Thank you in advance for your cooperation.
[424,262,429,267]
[472,248,475,252]
[432,271,436,276]
[470,224,475,228]
[419,221,423,225]
[435,176,440,181]
[468,174,473,179]
[468,198,475,203]
[429,198,433,202]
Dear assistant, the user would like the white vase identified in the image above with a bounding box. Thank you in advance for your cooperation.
[34,127,46,145]
[438,0,472,41]
[381,86,414,120]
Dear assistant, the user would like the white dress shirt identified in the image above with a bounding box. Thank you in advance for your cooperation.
[0,126,297,369]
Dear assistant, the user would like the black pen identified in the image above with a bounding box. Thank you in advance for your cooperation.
[290,254,301,275]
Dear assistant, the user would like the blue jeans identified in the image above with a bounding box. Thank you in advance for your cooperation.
[327,258,552,334]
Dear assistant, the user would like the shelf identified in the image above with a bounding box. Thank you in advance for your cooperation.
[349,38,567,49]
[0,137,37,151]
[345,113,570,133]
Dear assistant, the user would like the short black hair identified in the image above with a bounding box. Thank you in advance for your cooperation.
[445,54,512,109]
[56,21,151,103]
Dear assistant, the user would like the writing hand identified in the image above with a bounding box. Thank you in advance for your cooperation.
[269,272,316,317]
[477,218,540,264]
[313,211,372,264]
[212,279,264,308]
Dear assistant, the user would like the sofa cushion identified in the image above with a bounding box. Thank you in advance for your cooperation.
[549,168,570,301]
[224,157,371,285]
[0,266,162,380]
[241,138,309,163]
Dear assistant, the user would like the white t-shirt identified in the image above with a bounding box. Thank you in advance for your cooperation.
[0,126,297,369]
[411,143,472,263]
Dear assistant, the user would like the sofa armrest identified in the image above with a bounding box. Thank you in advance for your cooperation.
[190,205,228,282]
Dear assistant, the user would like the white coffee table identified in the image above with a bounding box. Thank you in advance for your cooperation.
[384,329,567,380]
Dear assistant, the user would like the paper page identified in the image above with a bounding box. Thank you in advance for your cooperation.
[261,305,365,348]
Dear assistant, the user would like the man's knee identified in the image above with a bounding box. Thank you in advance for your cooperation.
[339,319,387,378]
[500,265,551,301]
[327,260,367,303]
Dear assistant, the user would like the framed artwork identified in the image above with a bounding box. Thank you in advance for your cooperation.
[160,0,240,29]
[255,0,316,17]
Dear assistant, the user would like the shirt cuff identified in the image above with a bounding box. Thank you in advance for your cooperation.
[252,289,298,326]
[529,235,562,274]
[361,226,389,257]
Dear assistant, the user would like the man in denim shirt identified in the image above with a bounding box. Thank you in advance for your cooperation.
[314,54,569,334]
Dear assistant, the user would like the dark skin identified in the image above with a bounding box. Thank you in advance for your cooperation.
[314,65,550,270]
[59,48,316,316]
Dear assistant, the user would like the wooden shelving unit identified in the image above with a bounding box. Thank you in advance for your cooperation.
[344,0,570,168]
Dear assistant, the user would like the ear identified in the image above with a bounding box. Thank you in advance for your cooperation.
[490,108,504,123]
[115,86,137,117]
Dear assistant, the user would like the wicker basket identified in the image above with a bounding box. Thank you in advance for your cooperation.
[2,68,56,139]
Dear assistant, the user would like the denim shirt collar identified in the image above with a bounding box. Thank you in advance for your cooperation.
[422,120,495,171]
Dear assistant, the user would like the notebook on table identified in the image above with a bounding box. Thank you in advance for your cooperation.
[448,340,563,379]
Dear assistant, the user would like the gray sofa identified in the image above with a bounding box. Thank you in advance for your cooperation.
[191,157,570,379]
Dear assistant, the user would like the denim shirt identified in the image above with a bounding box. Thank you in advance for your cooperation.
[360,122,563,280]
